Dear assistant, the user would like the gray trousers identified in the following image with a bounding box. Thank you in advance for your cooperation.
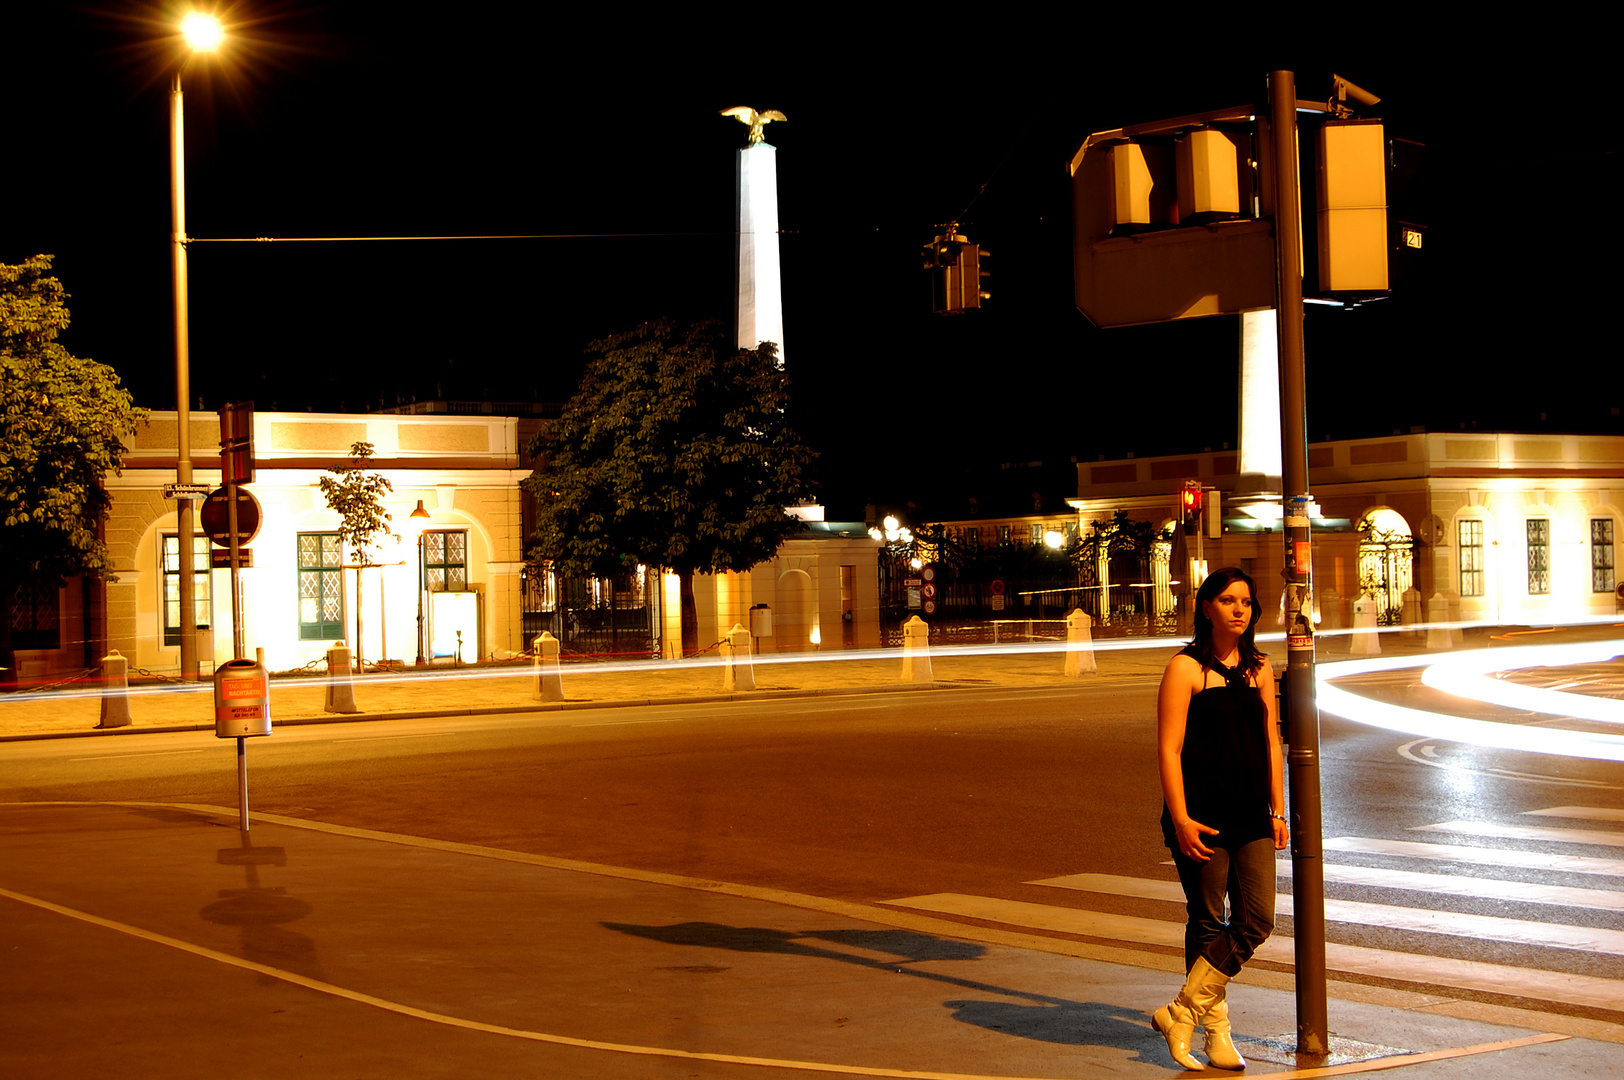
[1170,835,1277,977]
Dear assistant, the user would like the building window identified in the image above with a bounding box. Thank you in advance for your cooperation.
[1594,519,1616,594]
[1458,520,1484,598]
[297,532,345,640]
[1030,523,1045,546]
[1527,519,1550,595]
[162,533,212,646]
[9,579,61,651]
[997,525,1011,546]
[424,530,468,592]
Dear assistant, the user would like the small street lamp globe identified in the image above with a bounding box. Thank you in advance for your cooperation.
[181,12,224,52]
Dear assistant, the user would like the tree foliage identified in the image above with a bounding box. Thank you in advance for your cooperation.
[1,255,146,678]
[523,319,815,651]
[318,441,395,565]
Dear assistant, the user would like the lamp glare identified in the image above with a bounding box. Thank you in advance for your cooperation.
[182,12,224,52]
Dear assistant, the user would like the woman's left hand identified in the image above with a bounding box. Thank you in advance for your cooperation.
[1272,816,1290,850]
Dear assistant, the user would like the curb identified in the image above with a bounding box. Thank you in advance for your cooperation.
[0,677,1126,743]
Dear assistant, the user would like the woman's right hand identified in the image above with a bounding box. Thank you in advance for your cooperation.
[1173,816,1218,861]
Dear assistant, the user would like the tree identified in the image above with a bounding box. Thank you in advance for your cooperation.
[319,441,395,666]
[524,318,815,656]
[0,255,146,684]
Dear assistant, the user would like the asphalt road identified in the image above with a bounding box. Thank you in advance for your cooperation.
[5,675,1621,1017]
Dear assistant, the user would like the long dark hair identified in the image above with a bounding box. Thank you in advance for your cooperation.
[1189,566,1265,678]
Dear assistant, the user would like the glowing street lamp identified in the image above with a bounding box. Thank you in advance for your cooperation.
[171,10,224,681]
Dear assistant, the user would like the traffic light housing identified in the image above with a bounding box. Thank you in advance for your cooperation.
[1180,482,1203,535]
[219,400,255,485]
[926,227,989,314]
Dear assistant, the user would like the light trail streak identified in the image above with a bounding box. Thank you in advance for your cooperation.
[1317,642,1624,763]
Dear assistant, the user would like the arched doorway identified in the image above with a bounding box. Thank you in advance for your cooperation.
[1357,508,1413,625]
[775,568,815,651]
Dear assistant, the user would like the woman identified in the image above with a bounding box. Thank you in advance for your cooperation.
[1152,566,1288,1071]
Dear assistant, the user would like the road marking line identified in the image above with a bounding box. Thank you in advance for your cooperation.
[1395,740,1621,789]
[1323,836,1624,877]
[66,749,207,762]
[1526,806,1624,823]
[1417,820,1624,848]
[881,893,1624,1012]
[571,716,695,727]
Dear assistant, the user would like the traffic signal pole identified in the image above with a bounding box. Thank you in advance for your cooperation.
[1269,69,1329,1055]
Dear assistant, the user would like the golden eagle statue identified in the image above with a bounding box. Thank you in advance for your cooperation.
[720,106,787,145]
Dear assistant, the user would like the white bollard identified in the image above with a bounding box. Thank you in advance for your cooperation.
[901,615,932,683]
[324,641,359,714]
[535,631,564,702]
[1425,593,1455,650]
[1064,609,1097,677]
[98,649,133,729]
[722,623,755,692]
[1349,596,1381,656]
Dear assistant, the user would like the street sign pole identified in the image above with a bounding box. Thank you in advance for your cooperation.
[226,478,245,661]
[1269,69,1329,1055]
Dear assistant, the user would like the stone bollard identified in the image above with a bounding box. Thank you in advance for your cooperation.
[1349,595,1381,656]
[98,649,134,729]
[1400,586,1424,639]
[1426,593,1455,650]
[1319,588,1342,631]
[722,623,755,692]
[1064,609,1097,677]
[901,615,932,683]
[534,631,564,702]
[324,641,359,714]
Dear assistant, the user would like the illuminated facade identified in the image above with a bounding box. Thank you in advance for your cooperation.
[10,411,881,683]
[98,412,529,677]
[1066,432,1624,630]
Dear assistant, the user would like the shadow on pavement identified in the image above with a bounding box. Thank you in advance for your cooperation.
[603,920,1157,1055]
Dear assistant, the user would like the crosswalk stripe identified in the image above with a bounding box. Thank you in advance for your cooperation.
[1524,806,1624,823]
[1280,894,1624,957]
[878,893,1624,1012]
[1416,820,1624,848]
[1028,873,1183,902]
[1030,873,1624,952]
[1322,836,1624,877]
[1283,861,1624,911]
[1034,864,1624,913]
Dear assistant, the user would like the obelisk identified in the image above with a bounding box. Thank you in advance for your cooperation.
[723,107,787,368]
[1236,309,1283,505]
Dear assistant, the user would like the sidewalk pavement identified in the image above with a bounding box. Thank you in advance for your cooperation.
[1,799,1618,1079]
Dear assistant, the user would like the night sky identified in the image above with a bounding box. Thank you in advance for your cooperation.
[8,5,1621,521]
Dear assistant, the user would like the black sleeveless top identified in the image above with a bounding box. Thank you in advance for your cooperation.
[1160,645,1273,851]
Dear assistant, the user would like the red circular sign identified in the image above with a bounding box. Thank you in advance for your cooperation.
[200,487,263,547]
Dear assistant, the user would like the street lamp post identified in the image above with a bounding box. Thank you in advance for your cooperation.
[171,12,223,682]
[411,500,431,665]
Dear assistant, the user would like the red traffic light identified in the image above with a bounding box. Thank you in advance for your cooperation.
[1181,485,1202,512]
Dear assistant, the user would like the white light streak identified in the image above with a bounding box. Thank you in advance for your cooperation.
[1318,641,1624,762]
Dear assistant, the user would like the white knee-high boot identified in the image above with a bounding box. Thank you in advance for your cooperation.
[1154,956,1229,1070]
[1201,993,1246,1070]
